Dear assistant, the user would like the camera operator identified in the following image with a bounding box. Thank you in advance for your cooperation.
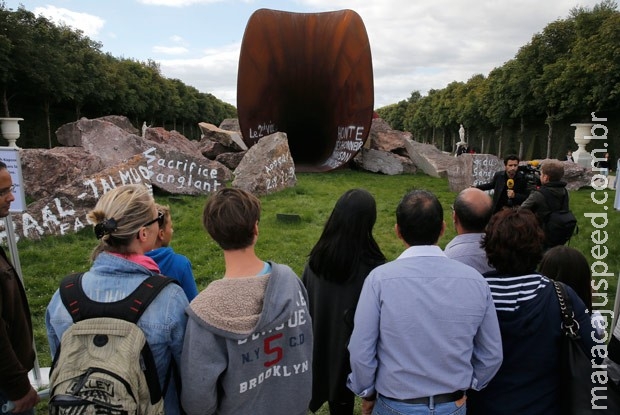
[474,154,529,213]
[519,160,572,249]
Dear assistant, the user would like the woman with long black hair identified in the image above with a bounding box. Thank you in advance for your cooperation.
[303,189,386,415]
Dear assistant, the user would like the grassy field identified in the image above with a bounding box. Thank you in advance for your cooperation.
[15,170,619,414]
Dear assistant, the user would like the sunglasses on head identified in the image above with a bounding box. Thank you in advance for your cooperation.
[143,211,164,228]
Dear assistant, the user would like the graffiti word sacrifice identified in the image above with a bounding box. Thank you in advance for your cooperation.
[143,147,223,192]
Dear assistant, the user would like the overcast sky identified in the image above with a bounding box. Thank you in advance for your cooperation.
[5,0,601,109]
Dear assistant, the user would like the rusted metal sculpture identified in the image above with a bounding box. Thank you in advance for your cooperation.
[237,8,374,172]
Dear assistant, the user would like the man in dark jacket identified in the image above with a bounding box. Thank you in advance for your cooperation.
[0,161,40,414]
[520,160,569,246]
[475,154,529,213]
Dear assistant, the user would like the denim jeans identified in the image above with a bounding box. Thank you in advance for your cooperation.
[0,391,35,415]
[372,395,466,415]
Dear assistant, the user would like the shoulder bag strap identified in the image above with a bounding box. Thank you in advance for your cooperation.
[552,280,580,340]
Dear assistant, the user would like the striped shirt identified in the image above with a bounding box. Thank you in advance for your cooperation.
[484,273,550,312]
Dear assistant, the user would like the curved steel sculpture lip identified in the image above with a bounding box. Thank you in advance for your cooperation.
[237,8,374,172]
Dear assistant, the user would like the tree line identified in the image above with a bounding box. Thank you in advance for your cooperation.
[377,1,620,161]
[0,3,237,148]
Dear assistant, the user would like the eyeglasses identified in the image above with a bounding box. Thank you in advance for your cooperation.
[0,184,15,197]
[143,211,164,228]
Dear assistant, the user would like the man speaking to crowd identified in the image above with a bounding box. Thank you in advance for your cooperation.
[475,154,529,213]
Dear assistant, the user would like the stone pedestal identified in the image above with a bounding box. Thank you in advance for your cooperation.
[571,123,594,168]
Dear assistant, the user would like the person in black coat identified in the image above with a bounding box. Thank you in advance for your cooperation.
[475,154,529,213]
[302,189,386,415]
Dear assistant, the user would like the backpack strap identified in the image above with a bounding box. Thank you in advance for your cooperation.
[59,272,176,324]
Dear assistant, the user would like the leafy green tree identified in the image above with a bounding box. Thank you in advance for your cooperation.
[484,66,515,157]
[0,5,39,117]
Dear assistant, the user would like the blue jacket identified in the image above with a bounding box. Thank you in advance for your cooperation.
[46,252,189,414]
[147,246,198,300]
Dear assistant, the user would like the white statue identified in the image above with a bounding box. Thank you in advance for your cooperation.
[142,121,148,137]
[458,124,465,143]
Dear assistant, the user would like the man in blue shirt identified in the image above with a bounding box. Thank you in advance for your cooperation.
[444,188,494,275]
[347,189,503,415]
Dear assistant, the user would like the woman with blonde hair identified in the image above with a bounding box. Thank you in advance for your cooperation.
[46,185,188,414]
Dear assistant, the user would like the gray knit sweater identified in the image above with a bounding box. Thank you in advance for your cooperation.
[180,262,313,415]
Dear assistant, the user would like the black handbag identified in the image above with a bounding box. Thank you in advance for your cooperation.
[604,320,620,412]
[553,281,596,415]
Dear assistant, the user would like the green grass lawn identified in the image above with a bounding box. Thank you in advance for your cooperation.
[14,170,619,414]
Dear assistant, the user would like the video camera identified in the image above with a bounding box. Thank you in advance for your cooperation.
[518,161,541,193]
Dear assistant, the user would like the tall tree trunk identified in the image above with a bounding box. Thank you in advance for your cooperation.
[2,90,10,117]
[518,116,525,159]
[546,111,553,159]
[498,123,504,158]
[44,100,52,149]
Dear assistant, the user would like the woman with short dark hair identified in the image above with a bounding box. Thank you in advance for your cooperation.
[468,209,598,415]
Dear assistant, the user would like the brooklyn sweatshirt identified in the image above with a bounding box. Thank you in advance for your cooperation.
[180,262,313,415]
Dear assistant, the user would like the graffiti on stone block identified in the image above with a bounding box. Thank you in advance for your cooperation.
[143,147,224,193]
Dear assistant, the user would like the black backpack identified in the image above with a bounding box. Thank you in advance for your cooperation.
[539,187,578,247]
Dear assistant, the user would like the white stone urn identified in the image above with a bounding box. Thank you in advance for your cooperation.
[0,117,24,147]
[571,123,594,168]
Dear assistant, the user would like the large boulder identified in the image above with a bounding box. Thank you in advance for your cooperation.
[55,118,147,165]
[199,122,247,151]
[11,154,151,240]
[353,148,409,175]
[200,139,240,160]
[216,151,247,170]
[447,155,596,193]
[404,138,456,178]
[367,118,411,156]
[98,115,140,135]
[145,127,201,155]
[232,132,296,196]
[20,147,105,199]
[2,115,234,242]
[447,154,503,192]
[144,145,231,195]
[219,118,240,132]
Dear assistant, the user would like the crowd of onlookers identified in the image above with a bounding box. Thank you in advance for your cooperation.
[2,153,619,415]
